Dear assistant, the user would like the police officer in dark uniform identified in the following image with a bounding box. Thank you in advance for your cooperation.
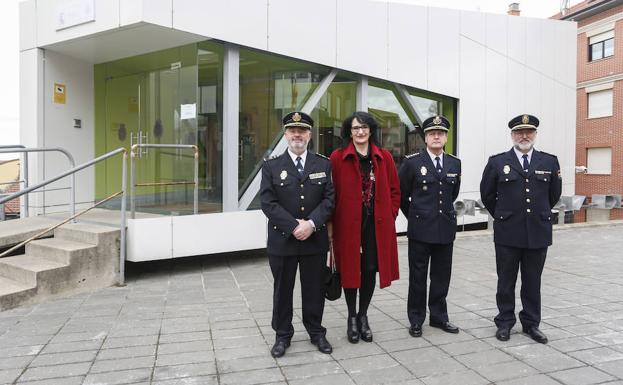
[480,114,562,344]
[260,111,335,357]
[399,115,461,337]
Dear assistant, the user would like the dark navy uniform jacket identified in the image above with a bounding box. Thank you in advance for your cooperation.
[480,148,562,249]
[399,152,461,244]
[260,151,334,257]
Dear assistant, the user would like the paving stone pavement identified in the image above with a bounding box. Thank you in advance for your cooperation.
[0,222,622,385]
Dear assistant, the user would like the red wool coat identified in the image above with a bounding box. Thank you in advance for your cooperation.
[329,142,401,289]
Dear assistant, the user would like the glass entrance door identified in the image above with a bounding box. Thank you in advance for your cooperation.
[100,64,198,214]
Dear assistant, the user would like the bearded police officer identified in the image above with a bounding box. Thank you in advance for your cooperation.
[399,115,461,337]
[260,111,335,357]
[480,114,562,344]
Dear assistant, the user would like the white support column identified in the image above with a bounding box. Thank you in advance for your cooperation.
[356,76,368,111]
[19,48,45,217]
[222,44,239,212]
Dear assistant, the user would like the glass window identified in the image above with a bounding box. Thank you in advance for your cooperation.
[95,44,205,215]
[309,72,357,157]
[587,147,612,175]
[197,41,224,213]
[238,48,331,197]
[589,38,614,61]
[404,87,456,157]
[604,38,614,57]
[368,80,417,168]
[587,89,613,118]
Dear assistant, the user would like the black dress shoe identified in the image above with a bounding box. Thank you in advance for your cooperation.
[408,324,422,337]
[523,326,548,344]
[270,339,290,358]
[358,314,373,342]
[311,336,333,354]
[496,327,510,341]
[430,320,459,334]
[347,316,360,343]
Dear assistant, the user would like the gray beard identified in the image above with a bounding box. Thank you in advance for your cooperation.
[513,141,534,152]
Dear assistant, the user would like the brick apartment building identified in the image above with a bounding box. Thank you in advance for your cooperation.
[554,0,623,221]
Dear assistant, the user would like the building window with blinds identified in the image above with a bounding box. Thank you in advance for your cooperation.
[587,88,613,118]
[588,30,614,61]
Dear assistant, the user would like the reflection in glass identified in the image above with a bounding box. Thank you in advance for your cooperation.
[603,39,614,58]
[96,42,224,215]
[309,72,358,157]
[368,80,416,168]
[239,48,331,200]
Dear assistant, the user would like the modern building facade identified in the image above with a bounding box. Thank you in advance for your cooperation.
[554,0,623,222]
[18,0,577,260]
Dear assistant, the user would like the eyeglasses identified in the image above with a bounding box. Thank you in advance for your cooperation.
[351,125,370,133]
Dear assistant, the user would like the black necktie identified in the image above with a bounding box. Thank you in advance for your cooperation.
[435,156,442,173]
[296,156,304,175]
[522,154,529,171]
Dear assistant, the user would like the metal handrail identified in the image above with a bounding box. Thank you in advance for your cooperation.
[0,147,76,218]
[0,145,29,217]
[0,148,128,285]
[130,144,199,219]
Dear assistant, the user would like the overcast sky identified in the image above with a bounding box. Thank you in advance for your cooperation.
[0,0,579,158]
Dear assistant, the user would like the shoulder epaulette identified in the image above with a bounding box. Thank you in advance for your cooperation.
[405,152,419,159]
[314,152,329,160]
[264,154,280,162]
[446,153,459,159]
[539,150,558,158]
[489,151,505,158]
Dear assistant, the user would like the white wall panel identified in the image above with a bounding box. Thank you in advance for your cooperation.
[458,37,486,195]
[460,10,485,44]
[556,21,578,87]
[485,49,509,156]
[19,49,44,215]
[19,0,36,51]
[507,16,526,64]
[427,7,460,97]
[507,60,526,118]
[486,13,507,56]
[120,0,172,27]
[127,217,172,261]
[42,50,94,212]
[337,0,387,80]
[268,0,336,68]
[538,77,556,151]
[525,68,542,118]
[36,0,120,47]
[172,211,267,257]
[540,20,557,79]
[525,18,543,75]
[387,3,427,89]
[173,0,268,51]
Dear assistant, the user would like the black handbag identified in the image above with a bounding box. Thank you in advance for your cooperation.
[324,242,341,301]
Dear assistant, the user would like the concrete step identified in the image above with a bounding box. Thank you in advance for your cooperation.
[0,216,57,248]
[0,254,68,287]
[0,276,36,311]
[54,222,119,246]
[27,238,97,265]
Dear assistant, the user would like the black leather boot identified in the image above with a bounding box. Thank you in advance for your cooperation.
[347,316,360,343]
[358,314,373,342]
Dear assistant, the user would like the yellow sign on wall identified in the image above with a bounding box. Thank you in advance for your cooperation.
[54,83,66,104]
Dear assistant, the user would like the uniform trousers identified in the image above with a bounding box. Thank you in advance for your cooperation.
[407,240,453,326]
[494,244,547,329]
[269,253,326,341]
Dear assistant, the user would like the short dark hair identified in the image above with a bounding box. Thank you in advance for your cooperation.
[340,111,380,149]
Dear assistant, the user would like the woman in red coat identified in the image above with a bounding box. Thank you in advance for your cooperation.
[330,111,400,344]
